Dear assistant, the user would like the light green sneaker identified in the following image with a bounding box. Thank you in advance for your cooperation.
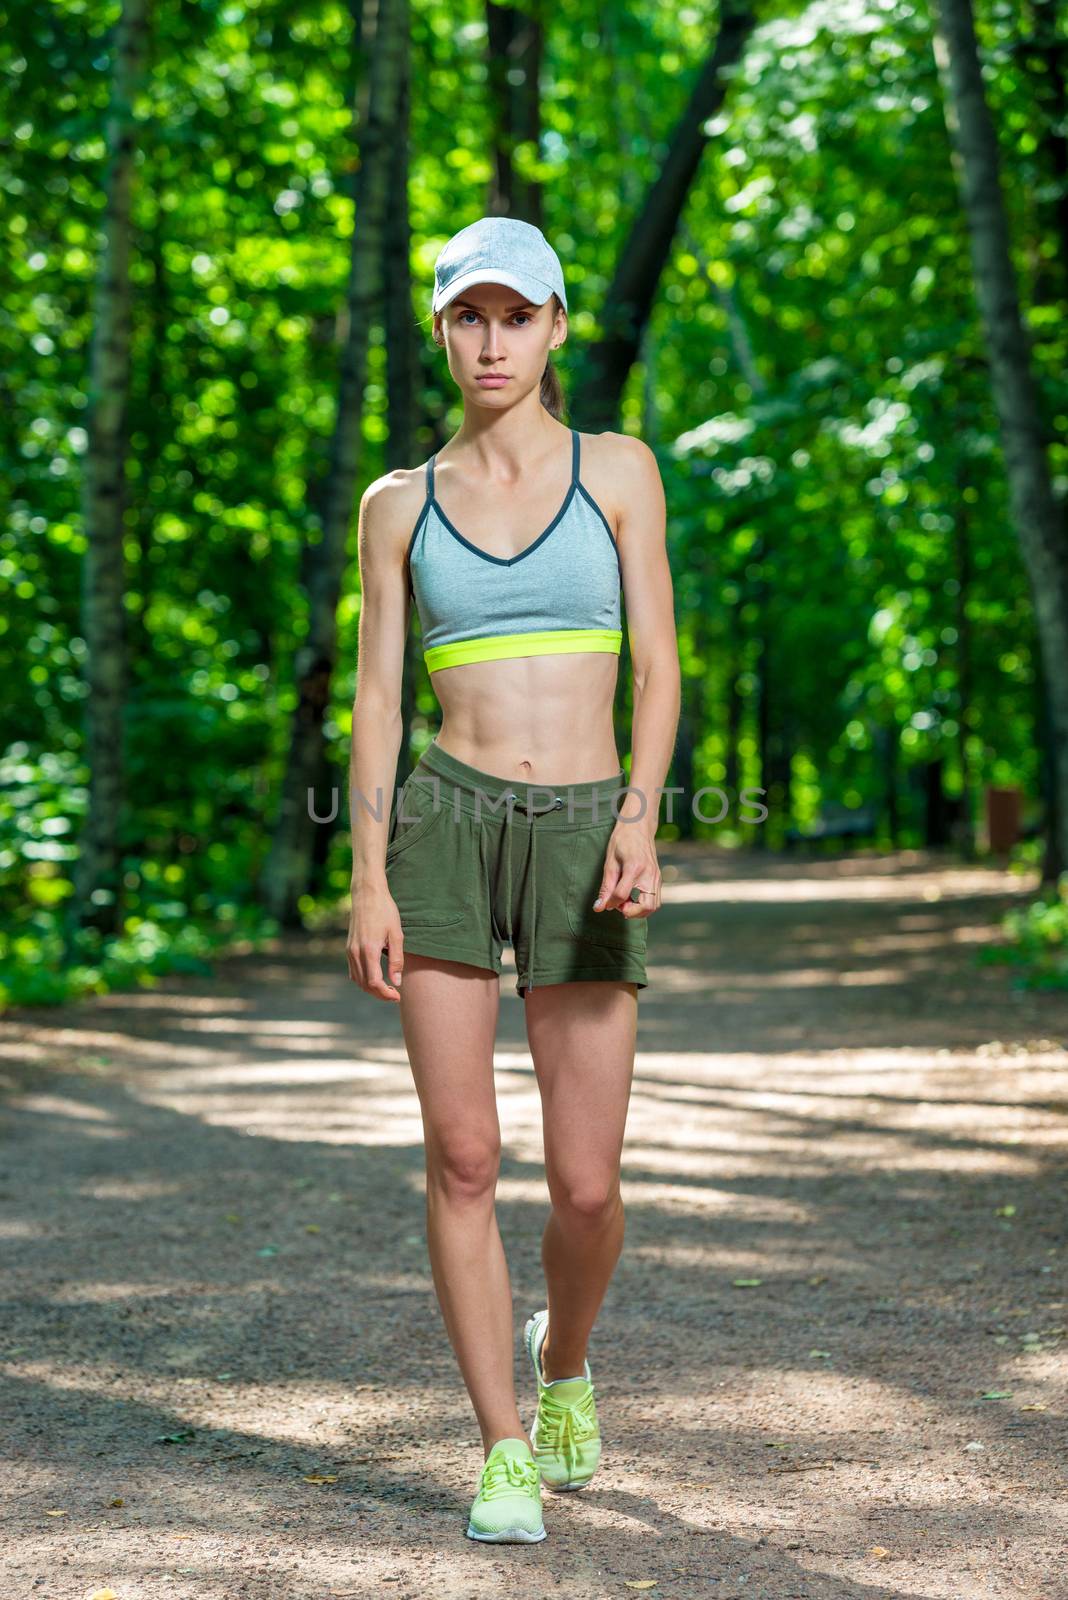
[465,1437,546,1542]
[524,1308,601,1492]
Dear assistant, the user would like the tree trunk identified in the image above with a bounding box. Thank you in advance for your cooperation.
[261,0,408,925]
[70,0,150,947]
[573,2,757,433]
[925,757,951,847]
[486,0,545,224]
[673,704,697,842]
[754,610,770,852]
[1037,667,1065,883]
[383,28,423,780]
[875,723,900,848]
[724,605,743,807]
[933,0,1068,871]
[952,459,978,857]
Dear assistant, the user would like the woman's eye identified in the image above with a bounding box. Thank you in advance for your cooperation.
[457,312,531,326]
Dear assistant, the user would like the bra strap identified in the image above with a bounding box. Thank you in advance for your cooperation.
[408,457,435,600]
[571,428,580,486]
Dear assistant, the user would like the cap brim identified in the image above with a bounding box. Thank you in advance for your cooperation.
[432,267,564,314]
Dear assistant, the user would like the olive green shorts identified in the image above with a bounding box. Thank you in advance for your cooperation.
[384,737,649,997]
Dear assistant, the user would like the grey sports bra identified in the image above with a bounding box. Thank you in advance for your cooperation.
[405,428,623,674]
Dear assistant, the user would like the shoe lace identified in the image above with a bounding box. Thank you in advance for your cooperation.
[536,1382,598,1470]
[479,1452,539,1500]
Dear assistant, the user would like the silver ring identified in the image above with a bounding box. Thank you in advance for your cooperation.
[629,886,653,902]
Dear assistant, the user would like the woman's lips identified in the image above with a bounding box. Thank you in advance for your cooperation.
[476,375,509,386]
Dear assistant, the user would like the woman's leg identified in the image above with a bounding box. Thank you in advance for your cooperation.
[399,951,527,1453]
[524,980,638,1379]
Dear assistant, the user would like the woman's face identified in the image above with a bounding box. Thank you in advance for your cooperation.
[434,280,566,405]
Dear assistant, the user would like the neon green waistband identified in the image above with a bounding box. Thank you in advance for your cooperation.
[424,628,622,674]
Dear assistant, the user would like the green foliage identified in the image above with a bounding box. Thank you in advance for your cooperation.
[0,745,280,1012]
[982,874,1068,991]
[2,0,1062,1003]
[0,902,280,1012]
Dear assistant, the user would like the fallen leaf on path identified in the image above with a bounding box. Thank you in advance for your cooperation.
[869,1546,890,1558]
[623,1584,658,1592]
[979,1390,1013,1400]
[43,1508,67,1516]
[732,1278,762,1287]
[302,1473,338,1484]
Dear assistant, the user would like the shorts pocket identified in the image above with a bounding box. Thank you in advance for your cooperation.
[385,776,469,929]
[385,774,445,863]
[564,825,648,950]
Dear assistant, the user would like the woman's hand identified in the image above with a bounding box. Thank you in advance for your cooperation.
[593,824,662,919]
[347,883,405,1002]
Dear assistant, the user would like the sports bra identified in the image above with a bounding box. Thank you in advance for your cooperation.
[405,428,623,674]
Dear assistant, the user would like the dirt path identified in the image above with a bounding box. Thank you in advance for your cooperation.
[1,847,1066,1600]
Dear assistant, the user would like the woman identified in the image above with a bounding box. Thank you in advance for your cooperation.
[348,215,680,1543]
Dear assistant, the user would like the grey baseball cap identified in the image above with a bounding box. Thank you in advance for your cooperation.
[431,216,567,314]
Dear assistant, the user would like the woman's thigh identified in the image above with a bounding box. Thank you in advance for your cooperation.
[524,980,638,1202]
[399,953,502,1173]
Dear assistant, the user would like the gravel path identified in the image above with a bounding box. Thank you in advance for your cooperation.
[1,847,1066,1600]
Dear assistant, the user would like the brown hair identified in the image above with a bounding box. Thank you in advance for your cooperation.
[539,293,567,420]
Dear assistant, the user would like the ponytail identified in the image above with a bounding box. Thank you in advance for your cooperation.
[539,293,567,420]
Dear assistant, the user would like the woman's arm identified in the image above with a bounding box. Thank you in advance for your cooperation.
[347,470,419,1001]
[596,433,681,919]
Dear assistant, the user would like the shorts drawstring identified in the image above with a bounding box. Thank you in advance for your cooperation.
[500,789,565,993]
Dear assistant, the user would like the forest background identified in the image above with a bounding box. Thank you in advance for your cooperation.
[4,0,1068,1008]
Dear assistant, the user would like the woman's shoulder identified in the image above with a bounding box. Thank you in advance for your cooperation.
[361,459,431,512]
[356,463,435,582]
[578,431,661,524]
[579,429,658,471]
[359,461,433,548]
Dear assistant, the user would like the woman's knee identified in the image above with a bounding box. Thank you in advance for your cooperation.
[548,1173,621,1221]
[427,1132,501,1204]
